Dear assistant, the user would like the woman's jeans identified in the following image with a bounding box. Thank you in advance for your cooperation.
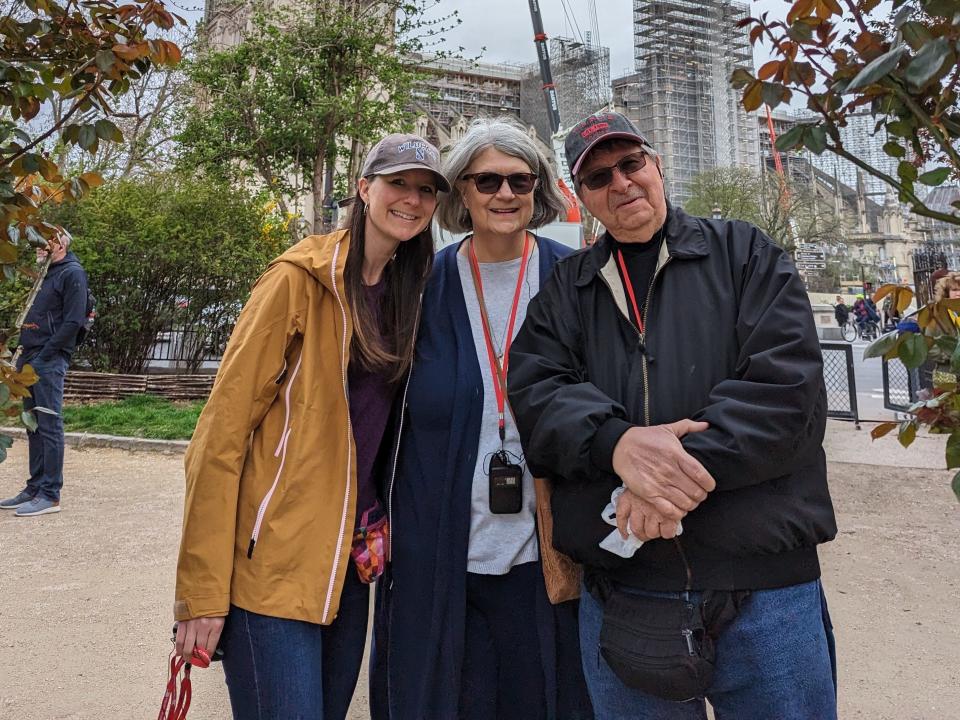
[579,578,837,720]
[220,567,370,720]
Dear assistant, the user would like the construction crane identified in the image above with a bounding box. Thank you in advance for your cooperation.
[528,0,561,134]
[527,0,583,226]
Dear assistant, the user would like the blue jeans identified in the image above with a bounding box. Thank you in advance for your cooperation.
[19,353,68,502]
[220,567,370,720]
[579,579,837,720]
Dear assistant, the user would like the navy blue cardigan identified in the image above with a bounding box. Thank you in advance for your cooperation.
[371,236,592,720]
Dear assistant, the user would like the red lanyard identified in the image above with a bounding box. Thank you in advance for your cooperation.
[157,648,210,720]
[616,249,644,334]
[468,233,533,442]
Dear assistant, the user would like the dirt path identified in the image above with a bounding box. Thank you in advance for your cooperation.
[0,441,957,719]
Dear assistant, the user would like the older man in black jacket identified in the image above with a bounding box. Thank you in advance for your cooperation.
[508,112,837,719]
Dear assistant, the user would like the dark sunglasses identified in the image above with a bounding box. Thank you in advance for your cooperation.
[578,151,649,190]
[460,172,538,195]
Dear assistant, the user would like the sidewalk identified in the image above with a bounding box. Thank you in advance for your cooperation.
[0,424,956,719]
[824,417,949,469]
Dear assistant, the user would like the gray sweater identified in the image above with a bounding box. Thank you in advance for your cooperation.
[456,248,540,575]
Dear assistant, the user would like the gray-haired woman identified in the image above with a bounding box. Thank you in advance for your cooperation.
[373,118,594,720]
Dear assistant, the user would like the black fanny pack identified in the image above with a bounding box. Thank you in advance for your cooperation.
[590,566,748,701]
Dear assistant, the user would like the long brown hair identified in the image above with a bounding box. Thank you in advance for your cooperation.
[343,186,434,383]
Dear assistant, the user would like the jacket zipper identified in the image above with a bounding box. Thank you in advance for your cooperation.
[640,256,671,426]
[323,238,353,623]
[385,293,423,566]
[247,351,304,558]
[635,250,695,587]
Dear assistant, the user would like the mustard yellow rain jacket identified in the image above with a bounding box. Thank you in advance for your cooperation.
[175,230,358,625]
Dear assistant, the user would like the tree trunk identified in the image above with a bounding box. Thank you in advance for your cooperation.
[312,149,325,235]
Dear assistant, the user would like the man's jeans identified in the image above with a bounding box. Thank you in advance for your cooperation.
[20,354,68,502]
[220,567,370,720]
[579,578,837,720]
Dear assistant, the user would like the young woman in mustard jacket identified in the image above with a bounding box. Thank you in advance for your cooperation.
[172,134,448,719]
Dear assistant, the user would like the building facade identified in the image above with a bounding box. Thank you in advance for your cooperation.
[613,0,759,204]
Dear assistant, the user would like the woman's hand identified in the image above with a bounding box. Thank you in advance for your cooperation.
[175,616,225,661]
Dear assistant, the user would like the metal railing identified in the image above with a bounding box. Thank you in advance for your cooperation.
[145,325,234,373]
[821,342,859,428]
[881,357,920,413]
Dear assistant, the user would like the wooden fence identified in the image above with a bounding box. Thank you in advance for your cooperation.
[64,371,215,402]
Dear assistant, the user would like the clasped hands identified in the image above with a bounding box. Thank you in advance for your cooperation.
[610,420,716,542]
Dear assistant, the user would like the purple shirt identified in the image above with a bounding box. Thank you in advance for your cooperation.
[348,280,396,526]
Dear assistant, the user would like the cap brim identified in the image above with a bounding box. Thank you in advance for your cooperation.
[570,132,649,176]
[367,162,451,193]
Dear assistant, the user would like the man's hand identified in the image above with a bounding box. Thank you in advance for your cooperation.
[611,420,716,521]
[175,616,225,661]
[615,489,680,541]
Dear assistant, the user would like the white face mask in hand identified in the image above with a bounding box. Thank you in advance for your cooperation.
[599,486,683,558]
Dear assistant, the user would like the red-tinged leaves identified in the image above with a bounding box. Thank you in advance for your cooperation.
[787,0,817,25]
[871,421,898,440]
[853,31,882,57]
[743,80,763,111]
[749,25,764,44]
[820,0,842,15]
[758,61,781,81]
[78,172,103,188]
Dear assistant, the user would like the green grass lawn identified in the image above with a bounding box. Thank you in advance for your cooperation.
[62,394,204,440]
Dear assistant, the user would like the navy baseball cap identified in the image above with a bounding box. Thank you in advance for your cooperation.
[361,133,450,193]
[564,112,652,177]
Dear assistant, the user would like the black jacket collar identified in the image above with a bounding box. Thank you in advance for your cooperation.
[575,203,709,287]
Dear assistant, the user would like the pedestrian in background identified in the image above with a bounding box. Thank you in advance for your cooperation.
[1,230,88,517]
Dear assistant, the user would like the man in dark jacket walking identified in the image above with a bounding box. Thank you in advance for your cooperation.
[508,112,837,719]
[0,230,88,517]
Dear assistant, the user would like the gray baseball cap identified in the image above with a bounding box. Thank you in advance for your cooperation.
[361,133,450,193]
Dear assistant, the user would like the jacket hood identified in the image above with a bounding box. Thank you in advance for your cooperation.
[267,229,349,292]
[48,251,82,272]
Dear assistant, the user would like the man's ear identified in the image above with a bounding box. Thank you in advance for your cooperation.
[655,155,663,179]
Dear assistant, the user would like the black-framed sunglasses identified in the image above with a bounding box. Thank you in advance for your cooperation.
[578,151,649,191]
[460,172,538,195]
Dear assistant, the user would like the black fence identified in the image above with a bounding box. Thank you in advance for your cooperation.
[821,342,860,427]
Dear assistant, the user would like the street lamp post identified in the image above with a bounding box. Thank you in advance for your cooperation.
[712,206,722,220]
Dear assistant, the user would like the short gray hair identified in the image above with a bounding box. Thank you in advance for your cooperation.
[437,118,569,233]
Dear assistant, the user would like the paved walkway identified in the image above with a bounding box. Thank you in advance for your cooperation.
[0,420,957,718]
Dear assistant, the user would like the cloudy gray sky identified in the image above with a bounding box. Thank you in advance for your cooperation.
[433,0,790,79]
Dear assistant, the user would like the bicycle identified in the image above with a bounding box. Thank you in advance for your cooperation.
[840,317,857,342]
[840,317,880,342]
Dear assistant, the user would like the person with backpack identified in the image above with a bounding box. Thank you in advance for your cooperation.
[0,229,89,517]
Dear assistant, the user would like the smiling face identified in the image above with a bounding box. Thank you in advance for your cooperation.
[576,141,667,243]
[459,147,536,243]
[358,169,438,247]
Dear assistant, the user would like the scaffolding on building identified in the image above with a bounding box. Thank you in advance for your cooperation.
[411,55,525,148]
[617,0,758,204]
[519,36,611,144]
